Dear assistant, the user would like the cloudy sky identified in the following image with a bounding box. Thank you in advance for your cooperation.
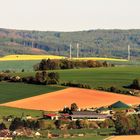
[0,0,139,31]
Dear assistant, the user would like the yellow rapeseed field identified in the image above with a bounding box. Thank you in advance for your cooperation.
[73,57,128,62]
[0,54,127,62]
[0,55,66,61]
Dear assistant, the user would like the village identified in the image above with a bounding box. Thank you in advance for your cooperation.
[0,100,139,139]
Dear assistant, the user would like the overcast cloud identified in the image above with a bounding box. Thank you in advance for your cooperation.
[0,0,139,31]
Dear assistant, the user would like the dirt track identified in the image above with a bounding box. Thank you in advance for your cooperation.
[2,88,140,111]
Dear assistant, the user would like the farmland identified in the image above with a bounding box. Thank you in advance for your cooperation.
[15,135,107,140]
[73,57,127,61]
[0,60,39,71]
[110,135,140,140]
[12,66,140,90]
[3,87,140,111]
[0,54,131,71]
[0,55,65,61]
[0,54,126,62]
[0,82,64,103]
[0,106,42,119]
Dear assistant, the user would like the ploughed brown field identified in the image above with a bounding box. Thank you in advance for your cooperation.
[110,135,140,140]
[2,88,140,111]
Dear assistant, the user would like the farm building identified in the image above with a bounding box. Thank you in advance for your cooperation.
[109,101,130,109]
[96,107,114,115]
[43,114,59,120]
[70,111,111,121]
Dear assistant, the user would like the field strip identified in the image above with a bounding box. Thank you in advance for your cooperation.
[109,135,140,140]
[104,136,115,140]
[1,88,140,111]
[0,55,127,62]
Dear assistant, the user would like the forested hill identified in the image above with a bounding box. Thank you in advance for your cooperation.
[0,28,140,59]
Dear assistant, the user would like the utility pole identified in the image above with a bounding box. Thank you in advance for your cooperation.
[70,43,72,59]
[77,43,79,58]
[128,45,130,61]
[32,41,34,48]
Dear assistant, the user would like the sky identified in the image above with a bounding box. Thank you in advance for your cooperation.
[0,0,139,31]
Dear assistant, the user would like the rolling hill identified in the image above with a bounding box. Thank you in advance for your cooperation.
[2,87,140,111]
[0,28,140,59]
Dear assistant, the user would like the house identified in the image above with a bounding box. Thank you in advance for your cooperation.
[96,107,114,115]
[43,114,59,120]
[126,108,140,115]
[70,111,111,121]
[0,129,12,140]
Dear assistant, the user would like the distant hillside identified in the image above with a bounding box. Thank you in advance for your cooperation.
[0,28,140,59]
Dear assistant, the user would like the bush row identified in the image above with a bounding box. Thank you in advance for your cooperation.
[34,59,115,71]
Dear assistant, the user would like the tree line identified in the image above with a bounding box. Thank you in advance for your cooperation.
[34,59,114,71]
[0,71,59,85]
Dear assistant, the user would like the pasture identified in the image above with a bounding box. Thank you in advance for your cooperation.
[0,54,133,72]
[13,66,140,89]
[57,66,140,89]
[0,106,42,119]
[0,82,64,103]
[0,60,39,71]
[15,135,107,140]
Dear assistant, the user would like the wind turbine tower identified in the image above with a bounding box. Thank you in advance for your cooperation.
[128,45,130,61]
[77,43,79,58]
[70,43,72,59]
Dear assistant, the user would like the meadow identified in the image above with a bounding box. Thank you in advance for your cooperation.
[0,106,42,119]
[0,60,39,71]
[0,82,64,103]
[13,66,140,90]
[15,136,107,140]
[0,54,132,72]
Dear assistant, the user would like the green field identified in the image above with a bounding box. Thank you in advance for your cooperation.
[0,60,40,71]
[57,66,140,89]
[0,82,64,103]
[0,59,140,72]
[0,106,42,119]
[13,66,140,90]
[15,136,107,140]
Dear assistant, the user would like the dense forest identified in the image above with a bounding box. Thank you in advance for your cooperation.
[0,28,140,59]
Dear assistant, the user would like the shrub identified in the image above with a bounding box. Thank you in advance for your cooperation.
[61,82,91,89]
[130,79,140,89]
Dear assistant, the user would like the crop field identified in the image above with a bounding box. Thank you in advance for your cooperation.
[15,135,107,140]
[13,66,140,89]
[0,106,42,119]
[0,55,127,61]
[110,135,140,140]
[57,66,140,89]
[74,57,127,62]
[0,60,40,71]
[0,55,133,72]
[0,54,66,61]
[0,82,64,103]
[3,87,140,111]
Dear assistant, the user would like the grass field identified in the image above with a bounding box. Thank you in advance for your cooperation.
[0,55,134,72]
[15,136,107,140]
[0,82,64,103]
[0,60,136,72]
[13,66,140,89]
[0,60,40,71]
[57,66,140,89]
[0,106,42,119]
